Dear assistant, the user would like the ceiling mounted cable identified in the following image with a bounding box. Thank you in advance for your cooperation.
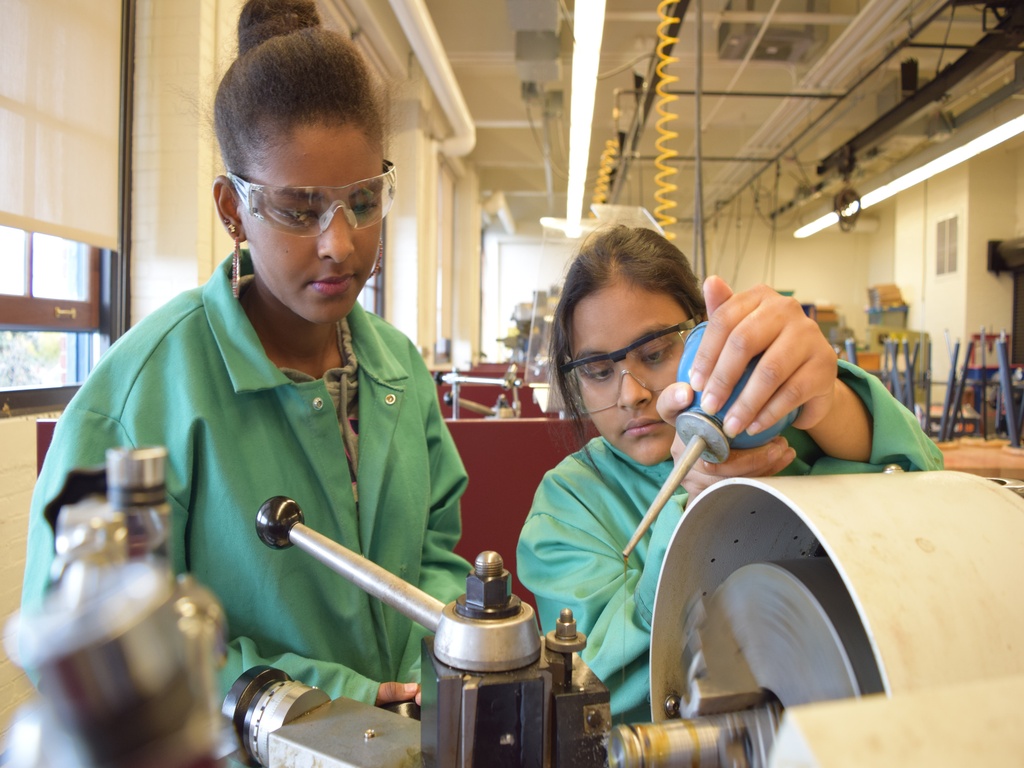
[592,139,619,207]
[708,0,949,212]
[654,0,682,240]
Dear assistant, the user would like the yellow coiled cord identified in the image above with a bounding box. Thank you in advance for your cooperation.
[592,139,619,207]
[654,0,680,239]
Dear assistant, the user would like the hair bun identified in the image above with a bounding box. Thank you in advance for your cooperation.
[237,0,321,56]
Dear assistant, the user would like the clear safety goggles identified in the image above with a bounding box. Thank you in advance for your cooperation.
[227,161,396,237]
[561,319,697,413]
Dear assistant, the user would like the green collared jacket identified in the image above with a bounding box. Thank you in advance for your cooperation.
[517,361,944,723]
[22,253,471,704]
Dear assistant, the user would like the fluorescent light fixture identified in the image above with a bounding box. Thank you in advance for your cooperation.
[540,216,601,238]
[565,0,607,233]
[794,113,1024,238]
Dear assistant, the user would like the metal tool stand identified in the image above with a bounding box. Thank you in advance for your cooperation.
[844,338,858,367]
[901,339,918,414]
[937,340,960,442]
[996,337,1021,448]
[980,328,988,439]
[942,340,975,442]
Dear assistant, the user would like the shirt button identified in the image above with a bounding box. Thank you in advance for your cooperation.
[312,397,324,410]
[385,394,397,405]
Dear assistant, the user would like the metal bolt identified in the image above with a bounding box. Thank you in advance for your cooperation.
[663,694,681,718]
[555,608,578,640]
[364,729,376,741]
[474,551,503,578]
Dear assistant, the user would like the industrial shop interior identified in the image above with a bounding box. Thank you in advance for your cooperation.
[4,0,1024,765]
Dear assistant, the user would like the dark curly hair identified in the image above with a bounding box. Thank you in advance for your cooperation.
[214,0,390,176]
[551,226,707,452]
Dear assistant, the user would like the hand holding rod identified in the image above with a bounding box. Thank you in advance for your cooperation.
[256,496,445,633]
[622,321,799,560]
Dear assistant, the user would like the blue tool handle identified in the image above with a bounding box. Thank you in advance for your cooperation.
[676,321,798,449]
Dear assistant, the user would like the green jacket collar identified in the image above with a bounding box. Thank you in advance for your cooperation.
[205,251,410,393]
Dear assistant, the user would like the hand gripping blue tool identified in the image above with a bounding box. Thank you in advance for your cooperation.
[622,321,798,559]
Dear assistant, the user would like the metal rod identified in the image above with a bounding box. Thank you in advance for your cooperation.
[289,524,446,633]
[623,434,706,560]
[947,340,975,442]
[980,327,988,439]
[902,339,916,412]
[844,338,858,366]
[441,375,517,387]
[997,338,1019,448]
[666,89,844,99]
[938,340,960,442]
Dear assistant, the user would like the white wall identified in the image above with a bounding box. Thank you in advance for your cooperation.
[480,231,578,364]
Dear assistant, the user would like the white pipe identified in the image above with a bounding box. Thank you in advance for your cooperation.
[387,0,476,157]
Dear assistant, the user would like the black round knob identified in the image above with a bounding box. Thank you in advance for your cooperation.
[256,496,303,549]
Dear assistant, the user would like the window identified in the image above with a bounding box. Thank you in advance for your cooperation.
[0,224,109,391]
[1,0,124,412]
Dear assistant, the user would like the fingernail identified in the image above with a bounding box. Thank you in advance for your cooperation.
[700,393,719,415]
[723,415,742,438]
[745,419,761,436]
[404,683,419,695]
[688,368,705,391]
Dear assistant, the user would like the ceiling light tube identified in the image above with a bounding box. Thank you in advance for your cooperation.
[794,111,1024,238]
[565,0,607,232]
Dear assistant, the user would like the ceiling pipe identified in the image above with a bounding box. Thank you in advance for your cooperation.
[817,0,1024,176]
[387,0,476,157]
[707,0,950,205]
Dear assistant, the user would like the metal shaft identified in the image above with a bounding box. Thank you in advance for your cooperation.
[622,434,708,560]
[289,524,446,633]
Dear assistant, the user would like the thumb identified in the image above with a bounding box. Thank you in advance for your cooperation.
[702,275,734,317]
[376,681,420,706]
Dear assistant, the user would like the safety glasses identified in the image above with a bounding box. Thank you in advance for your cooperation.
[561,319,697,413]
[228,161,396,237]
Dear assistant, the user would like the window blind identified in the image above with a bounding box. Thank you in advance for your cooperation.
[0,0,121,250]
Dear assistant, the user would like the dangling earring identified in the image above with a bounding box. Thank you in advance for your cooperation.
[370,239,383,277]
[225,221,241,298]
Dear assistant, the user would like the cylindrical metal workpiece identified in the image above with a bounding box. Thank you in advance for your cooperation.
[608,705,781,767]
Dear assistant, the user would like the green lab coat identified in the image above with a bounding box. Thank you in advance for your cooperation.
[22,252,471,705]
[517,362,944,723]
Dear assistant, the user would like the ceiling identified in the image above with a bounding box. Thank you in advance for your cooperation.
[415,0,1024,241]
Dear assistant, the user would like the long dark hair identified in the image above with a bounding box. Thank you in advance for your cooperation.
[214,0,390,176]
[551,226,706,451]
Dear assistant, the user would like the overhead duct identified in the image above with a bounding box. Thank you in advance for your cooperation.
[718,0,826,64]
